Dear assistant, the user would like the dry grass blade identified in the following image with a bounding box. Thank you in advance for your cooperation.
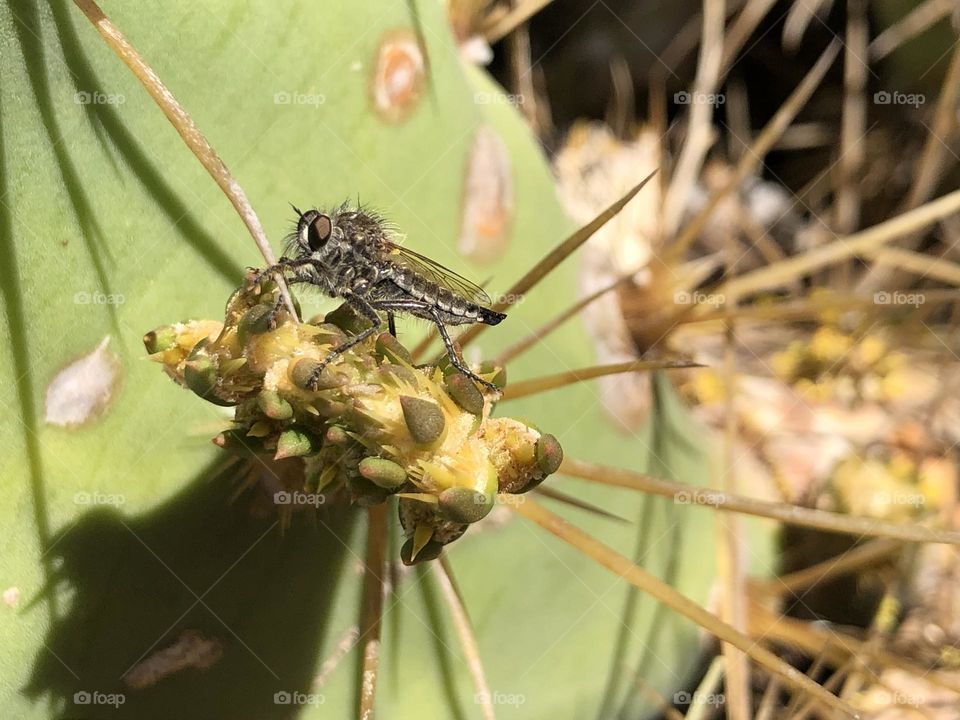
[755,676,782,720]
[718,186,960,299]
[628,675,685,720]
[870,0,954,62]
[357,505,387,720]
[753,538,901,596]
[71,0,298,321]
[721,0,778,72]
[719,231,750,720]
[686,656,726,720]
[667,40,841,263]
[511,498,859,718]
[495,267,641,365]
[533,485,629,523]
[834,0,868,240]
[857,41,960,292]
[314,626,361,690]
[903,44,960,211]
[662,0,725,236]
[433,559,495,720]
[791,661,853,720]
[498,359,701,401]
[867,246,960,286]
[453,169,658,354]
[560,457,960,545]
[482,0,555,44]
[683,294,872,325]
[748,603,960,694]
[505,3,543,132]
[784,647,836,720]
[607,55,635,138]
[783,0,834,51]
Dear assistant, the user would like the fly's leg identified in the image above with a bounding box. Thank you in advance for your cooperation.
[309,292,382,389]
[387,311,397,338]
[370,299,499,392]
[248,259,313,328]
[429,308,499,392]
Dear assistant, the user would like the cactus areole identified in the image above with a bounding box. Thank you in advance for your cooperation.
[145,276,562,564]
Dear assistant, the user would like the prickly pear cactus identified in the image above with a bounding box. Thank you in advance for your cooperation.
[0,2,745,719]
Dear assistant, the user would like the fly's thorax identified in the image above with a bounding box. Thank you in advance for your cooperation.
[307,234,359,275]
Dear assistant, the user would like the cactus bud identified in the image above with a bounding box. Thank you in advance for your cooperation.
[438,487,494,524]
[325,425,350,445]
[290,359,344,391]
[213,428,263,453]
[275,427,318,460]
[237,303,275,345]
[536,433,564,475]
[184,342,234,406]
[399,395,445,444]
[400,534,443,565]
[444,372,485,415]
[325,303,372,335]
[143,325,178,354]
[257,390,293,420]
[375,332,413,365]
[358,457,407,489]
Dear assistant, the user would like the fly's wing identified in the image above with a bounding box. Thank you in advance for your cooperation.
[384,242,494,307]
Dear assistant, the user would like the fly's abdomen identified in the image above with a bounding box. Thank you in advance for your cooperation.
[390,263,501,324]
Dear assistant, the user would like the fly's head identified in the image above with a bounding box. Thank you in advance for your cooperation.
[290,208,338,264]
[288,204,387,266]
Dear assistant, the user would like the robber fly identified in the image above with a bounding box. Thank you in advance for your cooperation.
[254,203,506,391]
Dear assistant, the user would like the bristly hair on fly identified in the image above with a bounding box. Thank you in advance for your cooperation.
[282,200,403,260]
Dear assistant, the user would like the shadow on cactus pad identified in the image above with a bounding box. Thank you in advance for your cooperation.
[24,461,357,719]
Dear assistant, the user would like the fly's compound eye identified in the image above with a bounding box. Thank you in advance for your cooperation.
[305,213,332,251]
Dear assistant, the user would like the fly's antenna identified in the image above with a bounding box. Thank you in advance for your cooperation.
[290,203,303,218]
